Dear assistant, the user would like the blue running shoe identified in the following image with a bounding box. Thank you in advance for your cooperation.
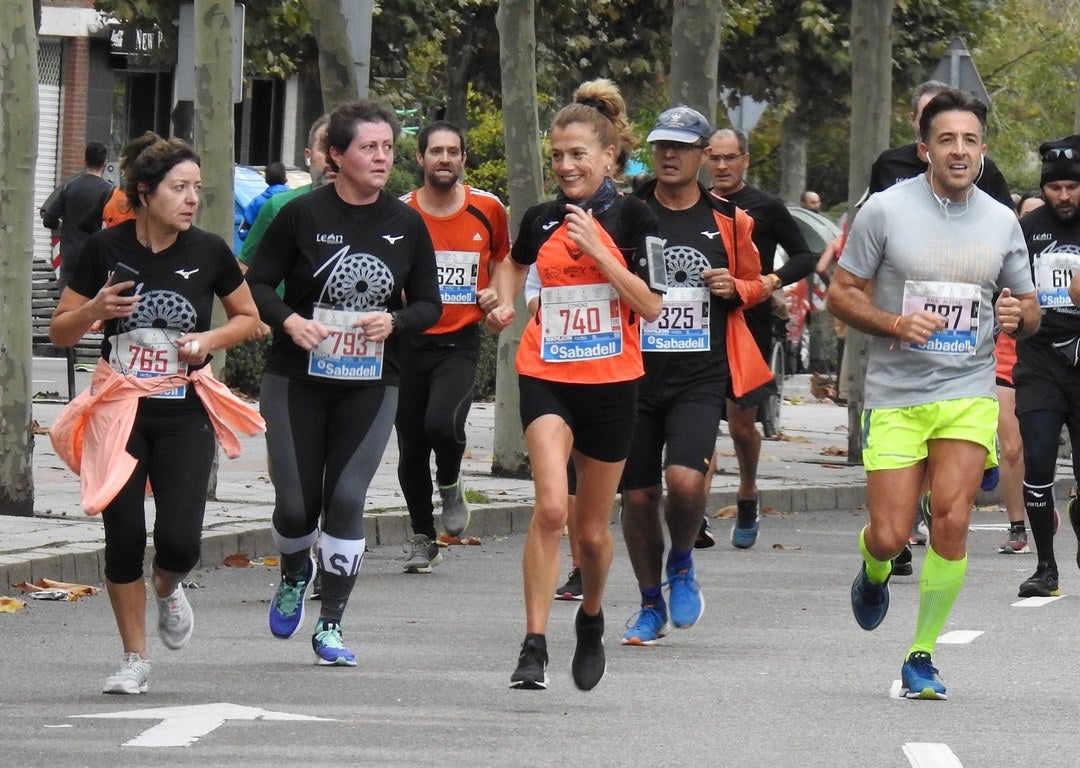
[312,620,357,666]
[901,651,947,700]
[731,496,760,549]
[981,465,999,492]
[621,603,669,646]
[850,562,890,630]
[666,564,704,629]
[269,556,314,639]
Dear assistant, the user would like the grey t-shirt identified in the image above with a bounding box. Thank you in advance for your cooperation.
[840,175,1033,408]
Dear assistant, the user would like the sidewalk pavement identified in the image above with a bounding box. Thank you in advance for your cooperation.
[5,367,881,589]
[14,365,1041,589]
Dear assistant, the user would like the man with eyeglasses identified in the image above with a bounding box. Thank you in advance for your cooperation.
[828,88,1038,699]
[1010,136,1080,598]
[617,106,773,645]
[698,128,816,549]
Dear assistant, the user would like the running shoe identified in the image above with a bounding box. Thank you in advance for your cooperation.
[510,634,548,690]
[555,566,583,601]
[402,534,442,574]
[981,466,1000,492]
[571,607,606,691]
[621,603,669,646]
[998,525,1029,554]
[439,480,471,537]
[312,619,357,666]
[850,562,890,630]
[102,652,151,695]
[156,585,194,650]
[731,495,760,549]
[910,494,929,546]
[269,556,314,639]
[666,563,704,629]
[892,543,913,576]
[1018,562,1060,598]
[694,517,716,549]
[901,651,947,700]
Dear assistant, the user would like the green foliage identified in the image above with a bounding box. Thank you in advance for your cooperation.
[222,339,267,398]
[474,329,498,401]
[387,132,422,196]
[463,86,508,201]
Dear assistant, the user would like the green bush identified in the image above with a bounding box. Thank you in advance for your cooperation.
[222,339,268,398]
[474,330,498,401]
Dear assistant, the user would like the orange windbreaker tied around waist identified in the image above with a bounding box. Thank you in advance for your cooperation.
[50,359,266,515]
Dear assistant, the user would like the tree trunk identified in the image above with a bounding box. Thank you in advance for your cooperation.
[492,0,543,478]
[194,0,235,497]
[445,15,476,132]
[779,112,809,205]
[0,0,38,516]
[309,0,362,111]
[669,0,723,184]
[844,0,895,463]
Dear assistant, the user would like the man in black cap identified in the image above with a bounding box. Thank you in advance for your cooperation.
[618,106,774,645]
[1013,135,1080,597]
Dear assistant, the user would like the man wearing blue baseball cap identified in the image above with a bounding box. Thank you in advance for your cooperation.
[618,106,775,645]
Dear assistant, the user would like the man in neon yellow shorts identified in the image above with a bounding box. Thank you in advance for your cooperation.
[828,88,1040,700]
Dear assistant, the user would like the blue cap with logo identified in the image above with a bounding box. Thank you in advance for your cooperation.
[647,106,712,145]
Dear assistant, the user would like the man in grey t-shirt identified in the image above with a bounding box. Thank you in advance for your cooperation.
[827,89,1039,701]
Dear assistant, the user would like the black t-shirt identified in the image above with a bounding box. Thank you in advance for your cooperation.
[510,194,659,275]
[71,220,243,366]
[246,184,441,385]
[1020,205,1080,343]
[45,172,114,286]
[640,194,729,391]
[724,184,814,324]
[869,143,1013,209]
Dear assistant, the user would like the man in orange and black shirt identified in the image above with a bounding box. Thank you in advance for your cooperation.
[397,121,510,572]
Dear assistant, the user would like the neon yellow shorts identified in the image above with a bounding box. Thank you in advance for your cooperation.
[861,397,998,472]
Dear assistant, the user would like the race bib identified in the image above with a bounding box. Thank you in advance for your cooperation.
[435,250,480,305]
[109,328,188,399]
[640,287,710,352]
[1033,253,1079,308]
[540,284,621,362]
[307,304,384,380]
[901,280,980,356]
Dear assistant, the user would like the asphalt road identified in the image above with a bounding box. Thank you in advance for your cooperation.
[4,510,1080,768]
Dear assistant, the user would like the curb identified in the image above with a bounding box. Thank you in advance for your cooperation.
[1,484,871,590]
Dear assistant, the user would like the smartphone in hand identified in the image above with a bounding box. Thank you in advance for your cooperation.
[112,261,142,297]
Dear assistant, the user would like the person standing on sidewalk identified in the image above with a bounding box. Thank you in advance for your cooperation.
[246,100,441,666]
[49,133,263,695]
[1012,136,1080,597]
[699,128,815,549]
[41,141,114,289]
[619,107,771,646]
[396,120,510,572]
[829,89,1038,700]
[487,79,662,690]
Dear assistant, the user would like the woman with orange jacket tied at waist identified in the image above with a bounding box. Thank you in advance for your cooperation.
[487,79,663,691]
[50,132,263,696]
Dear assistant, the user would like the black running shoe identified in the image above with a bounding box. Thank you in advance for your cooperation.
[891,544,913,576]
[571,607,606,691]
[1018,562,1060,598]
[510,634,548,690]
[694,517,716,549]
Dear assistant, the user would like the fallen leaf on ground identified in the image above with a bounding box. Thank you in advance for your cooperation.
[778,434,810,443]
[222,553,252,568]
[437,534,483,546]
[39,578,99,597]
[772,543,802,550]
[0,597,28,612]
[714,505,737,519]
[821,446,848,456]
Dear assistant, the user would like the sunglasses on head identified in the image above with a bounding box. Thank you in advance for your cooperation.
[1044,147,1079,161]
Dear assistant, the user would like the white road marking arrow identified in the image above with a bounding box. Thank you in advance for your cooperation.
[73,702,333,747]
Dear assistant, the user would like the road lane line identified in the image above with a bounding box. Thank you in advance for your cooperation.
[936,630,983,644]
[902,742,964,767]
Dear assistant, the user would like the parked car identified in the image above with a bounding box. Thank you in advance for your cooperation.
[776,206,840,373]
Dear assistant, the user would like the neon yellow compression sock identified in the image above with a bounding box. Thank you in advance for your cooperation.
[909,545,967,656]
[859,526,892,584]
